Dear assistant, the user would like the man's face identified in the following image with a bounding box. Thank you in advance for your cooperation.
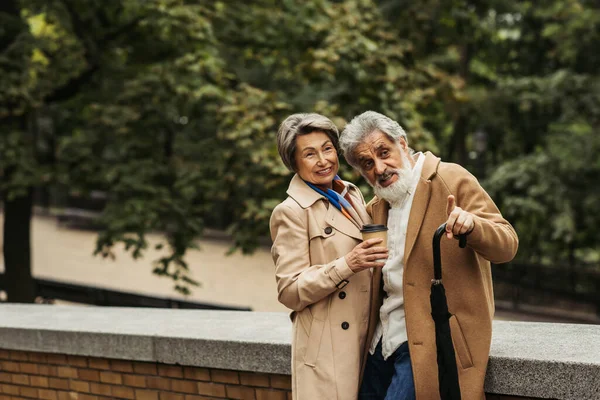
[353,130,413,188]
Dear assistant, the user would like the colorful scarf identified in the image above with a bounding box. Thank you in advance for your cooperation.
[305,175,359,223]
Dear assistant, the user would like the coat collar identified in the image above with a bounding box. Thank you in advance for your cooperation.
[370,151,441,261]
[286,173,364,209]
[286,174,326,209]
[286,174,366,240]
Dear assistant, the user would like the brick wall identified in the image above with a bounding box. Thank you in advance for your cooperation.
[0,349,291,400]
[0,349,543,400]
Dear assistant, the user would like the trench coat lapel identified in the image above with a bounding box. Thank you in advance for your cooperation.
[369,197,389,226]
[286,174,363,241]
[325,204,363,241]
[403,177,432,265]
[404,152,440,265]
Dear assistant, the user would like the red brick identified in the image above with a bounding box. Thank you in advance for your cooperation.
[99,371,122,384]
[0,349,10,359]
[39,365,56,376]
[159,393,184,400]
[48,378,69,390]
[269,375,291,390]
[0,362,19,373]
[29,352,48,363]
[171,379,197,394]
[19,386,39,398]
[112,386,135,399]
[123,374,146,388]
[158,365,183,378]
[11,373,29,385]
[183,367,210,381]
[184,396,215,400]
[255,389,287,400]
[287,392,292,400]
[30,376,49,388]
[57,391,71,400]
[57,366,78,379]
[2,384,20,395]
[0,373,10,383]
[239,372,269,388]
[226,385,256,400]
[9,351,27,361]
[79,395,100,400]
[133,362,157,375]
[210,369,239,384]
[135,389,159,400]
[89,383,111,396]
[88,358,110,370]
[110,360,133,373]
[197,382,226,397]
[19,362,39,375]
[77,369,100,382]
[67,356,88,368]
[146,376,171,391]
[39,389,59,400]
[46,354,67,365]
[69,380,90,393]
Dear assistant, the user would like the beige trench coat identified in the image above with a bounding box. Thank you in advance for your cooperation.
[270,174,373,400]
[364,152,519,400]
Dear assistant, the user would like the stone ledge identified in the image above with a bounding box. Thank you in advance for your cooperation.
[0,304,599,399]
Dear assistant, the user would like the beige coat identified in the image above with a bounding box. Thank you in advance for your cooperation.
[364,152,519,400]
[270,174,372,400]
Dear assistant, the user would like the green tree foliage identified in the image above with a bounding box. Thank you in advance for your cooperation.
[1,0,599,299]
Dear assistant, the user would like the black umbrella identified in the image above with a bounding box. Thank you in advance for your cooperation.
[431,222,467,400]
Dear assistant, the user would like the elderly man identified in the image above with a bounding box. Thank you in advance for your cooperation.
[339,111,518,400]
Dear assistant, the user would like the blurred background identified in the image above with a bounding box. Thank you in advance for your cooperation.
[0,0,599,323]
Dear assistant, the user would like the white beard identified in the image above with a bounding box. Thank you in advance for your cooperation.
[372,154,413,208]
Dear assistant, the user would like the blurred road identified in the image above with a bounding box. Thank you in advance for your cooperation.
[1,215,593,323]
[0,214,288,312]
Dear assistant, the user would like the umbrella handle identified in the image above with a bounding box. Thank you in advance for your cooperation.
[433,223,467,282]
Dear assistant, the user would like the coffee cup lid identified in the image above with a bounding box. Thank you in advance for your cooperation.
[360,224,388,233]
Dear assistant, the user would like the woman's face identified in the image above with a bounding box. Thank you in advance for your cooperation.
[294,131,339,189]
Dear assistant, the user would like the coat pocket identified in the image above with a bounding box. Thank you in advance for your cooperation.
[449,315,474,369]
[300,310,325,368]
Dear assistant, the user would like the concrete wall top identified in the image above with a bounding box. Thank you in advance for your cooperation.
[0,304,598,399]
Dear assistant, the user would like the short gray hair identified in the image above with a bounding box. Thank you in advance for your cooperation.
[277,113,340,172]
[340,111,408,167]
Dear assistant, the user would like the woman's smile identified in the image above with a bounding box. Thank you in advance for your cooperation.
[316,166,333,176]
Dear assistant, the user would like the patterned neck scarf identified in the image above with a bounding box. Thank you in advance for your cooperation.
[305,176,362,227]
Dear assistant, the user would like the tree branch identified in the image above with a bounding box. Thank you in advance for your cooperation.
[45,4,143,104]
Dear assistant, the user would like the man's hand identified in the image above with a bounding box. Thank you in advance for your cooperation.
[445,195,475,239]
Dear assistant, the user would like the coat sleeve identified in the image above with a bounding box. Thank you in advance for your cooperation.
[270,203,355,312]
[445,165,519,264]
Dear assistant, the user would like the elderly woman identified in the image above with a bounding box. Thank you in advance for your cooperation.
[270,113,388,400]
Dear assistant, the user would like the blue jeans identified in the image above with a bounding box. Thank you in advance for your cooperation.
[359,340,416,400]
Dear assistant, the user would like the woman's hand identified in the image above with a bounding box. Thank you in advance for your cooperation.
[345,239,388,272]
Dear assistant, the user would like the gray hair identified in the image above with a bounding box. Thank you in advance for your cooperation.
[340,111,408,167]
[276,113,340,172]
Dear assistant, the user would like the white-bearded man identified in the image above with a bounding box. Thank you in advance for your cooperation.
[339,111,519,400]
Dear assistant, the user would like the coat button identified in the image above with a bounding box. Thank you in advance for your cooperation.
[324,226,333,234]
[341,322,349,330]
[338,291,346,299]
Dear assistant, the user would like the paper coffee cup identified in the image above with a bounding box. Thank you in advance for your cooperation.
[360,224,388,248]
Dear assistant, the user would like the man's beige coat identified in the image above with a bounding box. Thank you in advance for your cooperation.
[365,152,519,399]
[270,174,372,400]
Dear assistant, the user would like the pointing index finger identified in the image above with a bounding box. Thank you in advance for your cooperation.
[446,195,456,216]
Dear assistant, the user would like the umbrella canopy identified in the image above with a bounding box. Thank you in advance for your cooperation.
[430,222,466,400]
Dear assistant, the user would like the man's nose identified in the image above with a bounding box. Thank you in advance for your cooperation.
[374,159,386,176]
